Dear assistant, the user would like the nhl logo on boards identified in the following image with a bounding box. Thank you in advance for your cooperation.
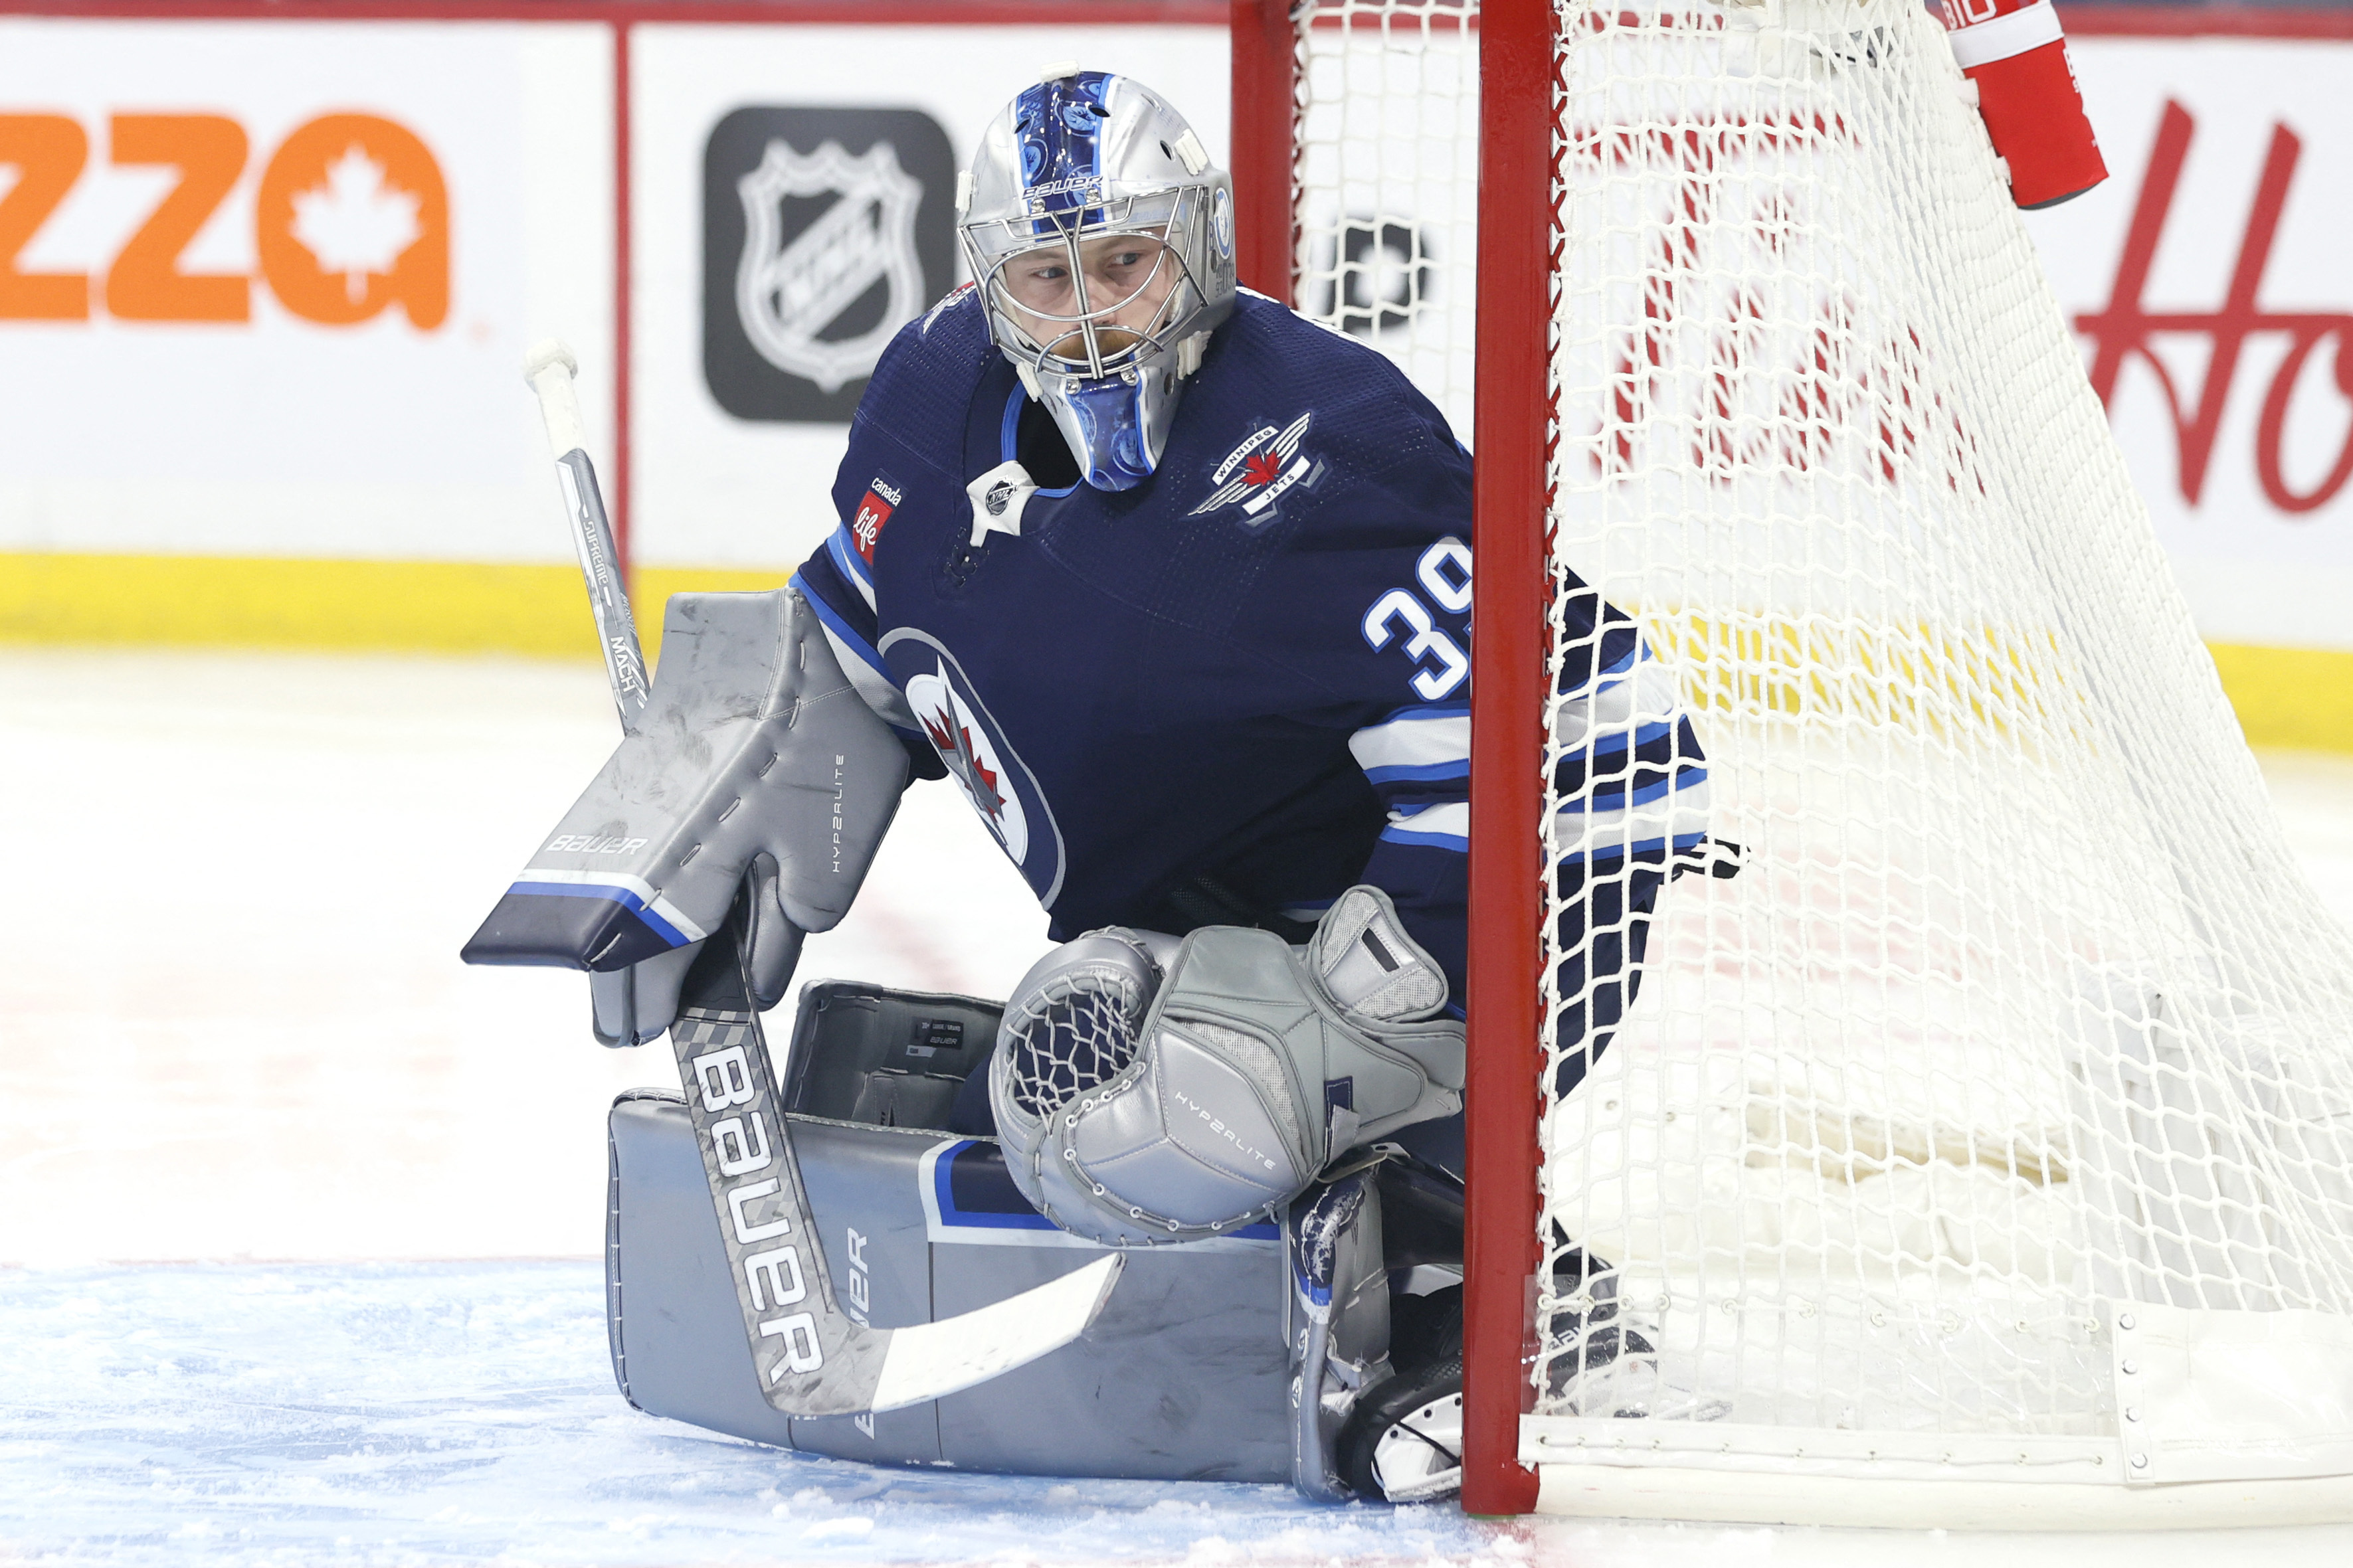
[737,140,920,393]
[702,107,956,422]
[1188,411,1321,525]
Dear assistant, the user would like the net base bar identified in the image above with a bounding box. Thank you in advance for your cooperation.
[1530,1460,2353,1530]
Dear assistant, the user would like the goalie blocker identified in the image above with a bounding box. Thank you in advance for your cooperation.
[464,580,1130,1419]
[460,586,907,1044]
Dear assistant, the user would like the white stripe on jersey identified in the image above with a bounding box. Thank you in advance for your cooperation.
[826,527,878,612]
[1554,776,1712,861]
[1554,655,1684,752]
[1382,800,1469,849]
[1349,709,1471,776]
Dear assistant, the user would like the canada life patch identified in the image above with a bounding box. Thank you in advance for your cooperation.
[850,475,903,564]
[1188,410,1321,525]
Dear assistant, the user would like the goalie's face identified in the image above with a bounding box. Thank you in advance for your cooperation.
[957,70,1237,491]
[992,230,1182,373]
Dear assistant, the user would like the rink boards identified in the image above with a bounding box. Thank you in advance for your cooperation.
[1,4,2352,748]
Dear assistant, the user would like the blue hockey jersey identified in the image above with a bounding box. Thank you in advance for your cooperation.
[793,287,1711,1007]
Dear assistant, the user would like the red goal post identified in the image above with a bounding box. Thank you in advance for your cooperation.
[1234,0,2353,1527]
[1232,0,1574,1516]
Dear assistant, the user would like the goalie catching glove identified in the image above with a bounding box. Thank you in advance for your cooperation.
[990,887,1466,1247]
[460,588,908,1044]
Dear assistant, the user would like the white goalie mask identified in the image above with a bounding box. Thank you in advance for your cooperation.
[957,68,1237,491]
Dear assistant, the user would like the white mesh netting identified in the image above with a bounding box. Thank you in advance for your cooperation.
[1292,0,2353,1459]
[1293,0,1480,440]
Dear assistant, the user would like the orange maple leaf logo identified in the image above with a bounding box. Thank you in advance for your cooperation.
[290,146,424,304]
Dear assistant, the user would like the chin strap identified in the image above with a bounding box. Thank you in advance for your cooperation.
[1176,330,1208,378]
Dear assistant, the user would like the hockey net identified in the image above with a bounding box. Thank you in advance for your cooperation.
[1274,0,2353,1524]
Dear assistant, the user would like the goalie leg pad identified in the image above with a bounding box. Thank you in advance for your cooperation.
[990,887,1465,1247]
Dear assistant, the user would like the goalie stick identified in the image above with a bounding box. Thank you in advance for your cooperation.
[524,341,650,737]
[523,340,1125,1417]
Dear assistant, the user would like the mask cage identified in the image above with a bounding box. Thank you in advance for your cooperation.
[962,187,1214,381]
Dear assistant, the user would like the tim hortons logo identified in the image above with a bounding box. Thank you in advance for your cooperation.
[2078,100,2353,515]
[0,111,448,327]
[1572,112,1987,493]
[735,138,925,393]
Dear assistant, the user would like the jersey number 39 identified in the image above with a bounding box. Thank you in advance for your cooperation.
[1363,538,1472,701]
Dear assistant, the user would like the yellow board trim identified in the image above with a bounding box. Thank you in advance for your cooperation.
[6,552,2353,753]
[0,552,785,660]
[2207,642,2353,754]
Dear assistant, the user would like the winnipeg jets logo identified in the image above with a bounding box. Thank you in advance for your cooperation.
[1188,410,1321,524]
[880,629,1067,908]
[907,662,1029,861]
[735,139,924,392]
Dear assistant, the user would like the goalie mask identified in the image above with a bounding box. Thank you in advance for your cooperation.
[958,68,1237,491]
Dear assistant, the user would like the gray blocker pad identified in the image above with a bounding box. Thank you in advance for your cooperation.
[460,588,907,1034]
[992,887,1465,1247]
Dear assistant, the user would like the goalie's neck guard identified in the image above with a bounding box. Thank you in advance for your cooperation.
[957,68,1236,492]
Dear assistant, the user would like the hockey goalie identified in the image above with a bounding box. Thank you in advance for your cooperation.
[465,68,1719,1503]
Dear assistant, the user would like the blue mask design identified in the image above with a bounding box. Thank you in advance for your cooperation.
[1011,71,1119,234]
[1058,377,1156,491]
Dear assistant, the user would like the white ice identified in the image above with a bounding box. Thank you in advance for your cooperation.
[6,648,2353,1565]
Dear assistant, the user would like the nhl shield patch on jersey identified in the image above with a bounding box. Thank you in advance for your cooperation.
[1188,411,1321,525]
[965,460,1037,547]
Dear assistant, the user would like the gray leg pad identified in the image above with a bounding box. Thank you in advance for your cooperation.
[606,1090,1295,1482]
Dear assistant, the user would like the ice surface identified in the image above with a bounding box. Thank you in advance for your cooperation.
[0,650,1055,1266]
[8,1260,2351,1567]
[0,1261,1504,1566]
[7,650,2353,1563]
